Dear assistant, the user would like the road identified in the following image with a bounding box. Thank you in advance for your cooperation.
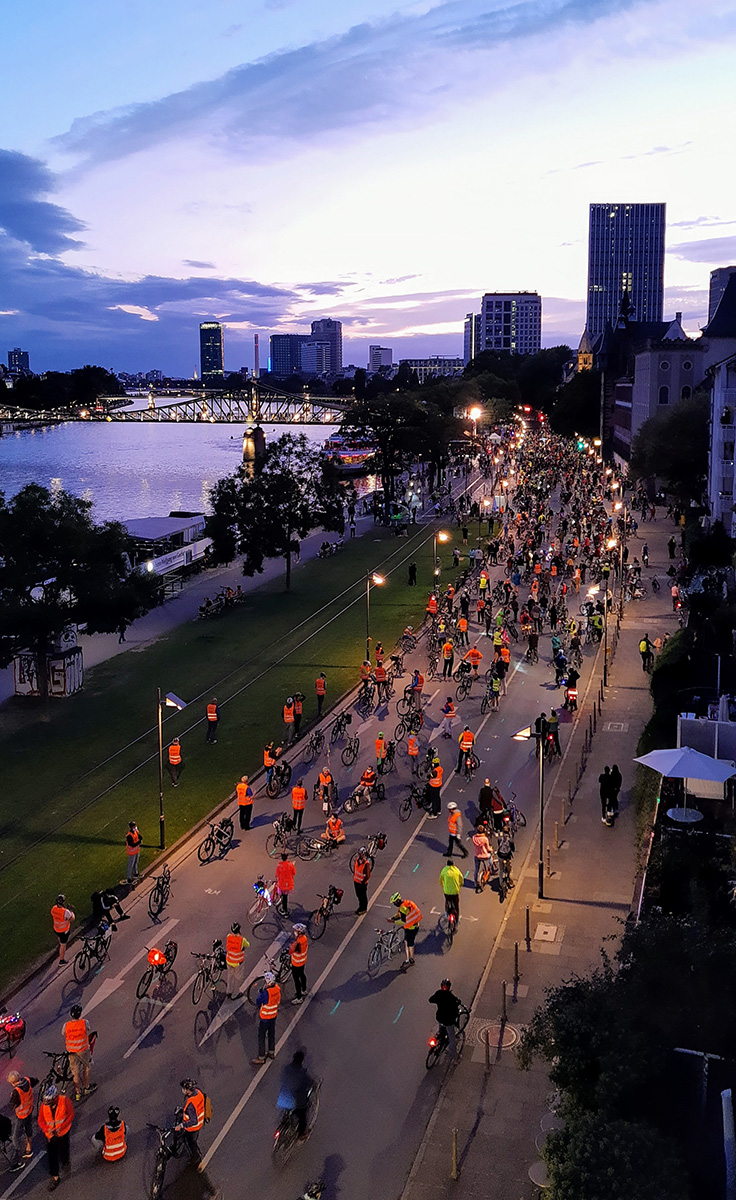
[2,499,595,1200]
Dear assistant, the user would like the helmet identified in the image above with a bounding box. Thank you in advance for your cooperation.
[231,922,241,934]
[43,1085,58,1102]
[287,696,294,705]
[359,846,367,855]
[377,732,384,739]
[293,923,307,933]
[56,894,65,905]
[107,1106,121,1124]
[447,802,458,811]
[264,971,276,985]
[390,892,402,906]
[441,979,451,989]
[70,1004,82,1020]
[212,938,223,950]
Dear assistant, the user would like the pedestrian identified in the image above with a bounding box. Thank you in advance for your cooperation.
[609,764,622,817]
[291,779,307,831]
[175,1079,207,1166]
[283,696,295,745]
[439,696,456,738]
[671,582,680,612]
[598,766,613,822]
[668,535,676,560]
[638,635,653,672]
[225,922,250,998]
[408,561,417,586]
[445,803,468,858]
[289,924,309,1003]
[293,692,305,737]
[62,1005,95,1101]
[91,1106,127,1162]
[353,848,372,914]
[236,775,253,830]
[205,697,219,743]
[456,725,475,774]
[50,895,74,964]
[427,756,443,817]
[167,738,182,787]
[275,853,296,915]
[462,526,468,545]
[252,971,281,1063]
[407,732,420,774]
[117,620,128,644]
[315,673,327,718]
[389,892,422,966]
[7,1070,36,1169]
[440,858,464,922]
[442,638,454,678]
[375,732,387,774]
[349,520,356,538]
[38,1085,74,1191]
[294,540,301,563]
[124,821,141,884]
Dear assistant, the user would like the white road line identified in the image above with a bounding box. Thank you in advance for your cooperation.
[84,918,179,1015]
[197,932,287,1046]
[0,1154,41,1198]
[123,971,198,1059]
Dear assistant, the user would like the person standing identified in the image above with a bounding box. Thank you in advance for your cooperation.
[471,825,494,891]
[671,582,680,612]
[668,535,676,560]
[315,673,327,718]
[7,1070,36,1169]
[375,732,387,775]
[167,738,182,787]
[252,971,281,1063]
[38,1085,74,1192]
[353,849,372,914]
[289,924,308,1004]
[283,697,295,745]
[407,732,420,774]
[408,561,417,586]
[275,853,296,915]
[456,726,475,774]
[291,779,307,831]
[389,892,422,967]
[609,764,622,818]
[206,697,219,744]
[639,635,653,673]
[427,756,443,818]
[124,821,141,883]
[236,775,253,830]
[225,922,250,999]
[293,692,305,738]
[439,859,464,922]
[477,777,494,823]
[442,638,455,678]
[445,803,468,858]
[176,1079,206,1166]
[598,766,613,823]
[440,697,456,738]
[62,1005,95,1102]
[50,895,74,964]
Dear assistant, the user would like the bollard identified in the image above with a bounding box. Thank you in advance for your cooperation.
[561,795,566,828]
[525,905,531,951]
[568,780,573,807]
[555,820,559,850]
[546,845,552,877]
[451,1127,459,1180]
[514,941,520,992]
[501,980,507,1023]
[484,1028,491,1073]
[589,714,594,740]
[593,706,597,733]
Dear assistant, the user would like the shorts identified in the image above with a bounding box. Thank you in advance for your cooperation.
[404,927,418,947]
[56,931,69,945]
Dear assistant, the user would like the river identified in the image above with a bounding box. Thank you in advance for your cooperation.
[0,421,344,522]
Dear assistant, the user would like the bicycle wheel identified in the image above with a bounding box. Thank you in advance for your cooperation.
[296,836,318,862]
[389,928,404,956]
[515,809,527,828]
[456,1028,466,1056]
[272,1113,299,1166]
[394,721,406,742]
[267,776,279,798]
[367,944,384,976]
[136,967,154,999]
[315,731,325,756]
[266,833,282,858]
[417,760,431,782]
[395,696,411,717]
[480,696,490,716]
[150,1154,167,1200]
[210,961,223,990]
[303,737,317,765]
[197,837,215,864]
[247,976,266,1005]
[349,850,358,872]
[455,680,470,702]
[148,885,164,919]
[425,1039,443,1070]
[163,941,178,972]
[330,720,343,745]
[281,764,293,789]
[376,782,385,801]
[248,896,267,925]
[384,749,396,774]
[192,969,206,1006]
[398,797,412,822]
[306,1081,321,1130]
[73,949,92,984]
[343,794,356,813]
[308,908,327,940]
[456,1003,470,1032]
[341,741,358,767]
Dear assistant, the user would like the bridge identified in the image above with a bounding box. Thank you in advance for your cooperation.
[1,382,350,427]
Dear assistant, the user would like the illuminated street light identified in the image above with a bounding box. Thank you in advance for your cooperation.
[433,530,450,581]
[365,571,386,660]
[158,690,187,849]
[512,720,547,898]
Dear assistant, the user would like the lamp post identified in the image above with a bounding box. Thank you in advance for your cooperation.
[614,496,628,617]
[513,717,547,899]
[468,406,482,442]
[433,530,450,585]
[365,572,385,662]
[157,689,187,849]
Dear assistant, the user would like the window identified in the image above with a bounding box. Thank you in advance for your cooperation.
[683,360,692,371]
[658,386,669,405]
[660,361,670,372]
[723,442,734,461]
[681,386,692,401]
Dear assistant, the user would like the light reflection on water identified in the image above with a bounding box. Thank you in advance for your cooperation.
[0,421,367,521]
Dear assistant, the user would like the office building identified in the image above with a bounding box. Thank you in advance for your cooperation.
[463,314,481,365]
[269,334,308,377]
[479,293,541,355]
[7,347,30,375]
[199,322,224,385]
[300,340,331,376]
[399,356,463,384]
[709,267,736,324]
[368,346,393,373]
[310,318,342,373]
[586,203,665,339]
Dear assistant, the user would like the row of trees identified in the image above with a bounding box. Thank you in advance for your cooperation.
[5,366,123,411]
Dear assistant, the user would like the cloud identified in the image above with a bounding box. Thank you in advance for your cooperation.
[182,259,216,269]
[0,150,84,252]
[380,274,422,285]
[670,216,735,230]
[669,236,736,263]
[109,304,159,322]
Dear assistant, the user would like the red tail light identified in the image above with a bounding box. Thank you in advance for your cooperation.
[428,1036,437,1047]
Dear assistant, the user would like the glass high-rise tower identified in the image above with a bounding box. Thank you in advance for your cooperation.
[586,203,666,338]
[199,321,224,385]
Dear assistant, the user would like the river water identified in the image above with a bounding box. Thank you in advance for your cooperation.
[0,422,340,522]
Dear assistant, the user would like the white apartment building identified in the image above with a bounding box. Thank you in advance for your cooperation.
[399,356,464,384]
[368,345,393,373]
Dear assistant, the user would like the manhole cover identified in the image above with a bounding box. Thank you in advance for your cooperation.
[475,1021,519,1049]
[602,721,629,732]
[534,923,558,942]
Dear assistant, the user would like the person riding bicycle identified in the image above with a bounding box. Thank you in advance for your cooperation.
[355,766,378,803]
[277,1050,314,1139]
[471,825,495,890]
[359,660,373,697]
[547,708,561,755]
[440,858,464,922]
[456,726,475,774]
[553,648,567,687]
[389,892,422,966]
[427,979,462,1059]
[264,742,280,787]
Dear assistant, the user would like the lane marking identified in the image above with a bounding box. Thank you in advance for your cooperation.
[123,971,197,1059]
[84,917,179,1015]
[198,931,287,1046]
[394,1006,404,1024]
[330,1001,341,1015]
[1,1154,41,1198]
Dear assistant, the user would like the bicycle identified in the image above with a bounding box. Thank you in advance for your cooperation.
[400,630,418,652]
[73,921,113,984]
[498,856,514,901]
[427,651,440,678]
[248,876,280,926]
[341,731,360,766]
[394,709,424,742]
[425,1006,469,1069]
[456,673,473,702]
[502,794,526,834]
[272,1080,321,1166]
[480,686,495,716]
[136,940,178,999]
[438,905,458,944]
[463,750,480,782]
[416,747,437,782]
[395,685,417,718]
[343,780,385,812]
[380,739,397,773]
[0,1011,25,1058]
[398,783,431,821]
[303,727,326,764]
[308,884,343,940]
[330,710,351,744]
[148,1117,184,1200]
[38,1051,74,1109]
[267,759,293,798]
[356,682,376,717]
[197,816,234,863]
[367,924,404,975]
[267,813,304,858]
[349,832,387,873]
[191,947,226,1004]
[247,946,293,1005]
[148,864,172,920]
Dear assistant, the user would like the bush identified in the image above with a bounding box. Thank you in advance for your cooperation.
[544,1113,687,1200]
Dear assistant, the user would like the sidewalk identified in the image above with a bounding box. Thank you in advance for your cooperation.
[401,508,679,1200]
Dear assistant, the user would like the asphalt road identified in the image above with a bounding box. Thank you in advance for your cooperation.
[2,518,594,1200]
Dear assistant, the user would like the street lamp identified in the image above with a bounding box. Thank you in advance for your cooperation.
[365,572,385,661]
[468,406,482,439]
[478,496,492,544]
[513,718,547,898]
[614,500,628,617]
[157,690,187,849]
[433,530,450,584]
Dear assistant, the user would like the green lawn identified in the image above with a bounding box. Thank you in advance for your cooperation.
[0,521,452,987]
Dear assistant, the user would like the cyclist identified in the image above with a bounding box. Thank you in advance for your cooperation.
[410,669,425,712]
[252,971,281,1063]
[440,858,464,923]
[456,726,475,774]
[92,1106,127,1162]
[471,825,495,892]
[389,892,422,967]
[322,812,345,844]
[236,775,254,830]
[176,1079,206,1167]
[289,924,309,1005]
[7,1069,36,1167]
[553,647,567,687]
[463,645,483,677]
[426,756,443,818]
[490,787,507,833]
[275,854,296,915]
[225,922,250,999]
[355,765,378,804]
[277,1050,314,1139]
[373,659,389,704]
[445,802,468,859]
[50,894,75,964]
[283,697,296,745]
[375,733,388,774]
[428,979,462,1059]
[317,766,335,807]
[291,779,307,831]
[440,697,456,739]
[353,848,372,915]
[547,708,561,756]
[407,731,420,774]
[497,829,516,890]
[62,1005,95,1101]
[38,1084,74,1192]
[441,638,455,678]
[359,660,372,697]
[264,742,279,787]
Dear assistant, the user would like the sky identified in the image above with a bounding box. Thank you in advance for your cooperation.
[1,0,736,376]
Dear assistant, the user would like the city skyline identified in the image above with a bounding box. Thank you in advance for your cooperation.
[1,0,736,374]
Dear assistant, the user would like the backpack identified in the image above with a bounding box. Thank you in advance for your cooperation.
[203,1093,213,1123]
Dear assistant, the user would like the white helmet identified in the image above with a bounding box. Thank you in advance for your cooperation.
[264,971,276,985]
[447,802,458,811]
[293,923,307,933]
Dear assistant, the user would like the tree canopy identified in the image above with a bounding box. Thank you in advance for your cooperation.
[630,394,709,503]
[207,433,345,589]
[11,366,123,412]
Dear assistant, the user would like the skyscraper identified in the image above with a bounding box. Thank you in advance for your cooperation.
[709,266,736,323]
[310,318,342,373]
[478,293,541,355]
[463,315,481,365]
[269,334,308,377]
[586,203,666,338]
[369,345,393,373]
[199,322,224,385]
[7,347,30,375]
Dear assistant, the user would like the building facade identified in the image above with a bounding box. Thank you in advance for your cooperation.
[707,354,736,533]
[269,334,307,377]
[586,203,666,339]
[368,345,393,373]
[300,340,331,376]
[478,293,541,355]
[709,267,736,324]
[399,356,463,384]
[199,322,224,385]
[463,314,481,365]
[310,318,342,373]
[7,348,30,375]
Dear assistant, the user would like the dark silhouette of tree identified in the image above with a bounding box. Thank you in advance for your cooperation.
[548,370,601,438]
[630,395,709,503]
[11,366,123,411]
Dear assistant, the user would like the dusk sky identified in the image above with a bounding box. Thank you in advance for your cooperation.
[2,0,736,376]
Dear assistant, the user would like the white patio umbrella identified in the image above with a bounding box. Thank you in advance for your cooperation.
[634,746,736,823]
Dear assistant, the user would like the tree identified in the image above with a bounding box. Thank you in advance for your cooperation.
[630,395,709,503]
[548,370,601,438]
[207,433,345,590]
[517,346,572,410]
[11,366,122,412]
[0,484,158,697]
[340,394,426,518]
[544,1114,687,1200]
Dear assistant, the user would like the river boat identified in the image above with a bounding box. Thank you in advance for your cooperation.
[323,434,378,476]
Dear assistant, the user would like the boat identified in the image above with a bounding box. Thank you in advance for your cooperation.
[322,434,378,476]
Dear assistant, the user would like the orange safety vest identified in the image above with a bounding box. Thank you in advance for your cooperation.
[459,730,475,751]
[375,738,386,759]
[183,1091,205,1132]
[501,646,510,664]
[126,829,141,856]
[207,703,218,722]
[294,696,303,715]
[360,663,372,681]
[407,735,419,757]
[283,703,294,724]
[39,1096,74,1140]
[259,984,281,1020]
[51,905,71,934]
[316,676,326,695]
[264,747,276,767]
[292,786,307,810]
[102,1121,127,1161]
[236,781,252,806]
[400,900,422,929]
[64,1018,90,1053]
[326,817,343,839]
[14,1078,33,1120]
[467,648,482,666]
[429,765,443,788]
[168,743,181,765]
[413,674,424,692]
[534,563,541,575]
[319,770,332,787]
[427,596,437,614]
[458,617,468,632]
[290,934,308,967]
[226,933,246,967]
[374,664,386,681]
[442,642,454,659]
[448,810,460,836]
[476,598,485,612]
[353,857,371,884]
